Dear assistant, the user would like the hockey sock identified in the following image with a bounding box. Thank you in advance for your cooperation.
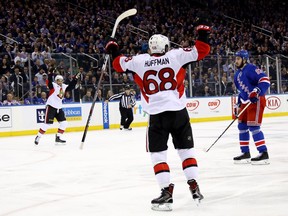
[238,123,250,152]
[177,148,198,180]
[37,123,50,137]
[249,126,267,152]
[57,121,67,137]
[151,150,170,189]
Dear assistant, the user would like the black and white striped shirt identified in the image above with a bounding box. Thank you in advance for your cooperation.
[108,92,136,108]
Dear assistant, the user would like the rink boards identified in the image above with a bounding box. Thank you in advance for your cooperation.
[0,95,287,137]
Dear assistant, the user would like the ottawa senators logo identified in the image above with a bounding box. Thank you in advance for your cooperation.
[57,88,64,99]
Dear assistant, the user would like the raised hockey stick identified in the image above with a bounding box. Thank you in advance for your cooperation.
[80,8,137,149]
[205,101,252,152]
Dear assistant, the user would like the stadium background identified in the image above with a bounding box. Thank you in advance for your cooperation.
[0,0,287,135]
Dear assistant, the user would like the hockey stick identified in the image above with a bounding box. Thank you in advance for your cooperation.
[205,101,252,152]
[80,8,137,149]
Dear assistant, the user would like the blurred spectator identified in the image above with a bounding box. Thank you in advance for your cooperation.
[225,82,237,95]
[3,45,14,63]
[24,91,38,105]
[14,51,28,66]
[31,47,44,64]
[90,76,97,96]
[36,92,48,105]
[204,85,214,97]
[82,90,93,102]
[77,67,86,82]
[10,67,27,98]
[1,73,10,90]
[35,68,46,86]
[40,59,50,74]
[122,73,132,86]
[2,93,20,106]
[63,91,73,103]
[82,74,91,90]
[281,85,288,94]
[184,79,190,98]
[41,73,49,93]
[269,83,277,94]
[0,82,8,102]
[0,58,11,76]
[31,76,40,92]
[32,59,42,76]
[220,76,227,96]
[0,0,287,99]
[105,90,114,100]
[95,89,103,101]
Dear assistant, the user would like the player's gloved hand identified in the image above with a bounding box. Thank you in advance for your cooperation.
[105,40,121,59]
[233,103,241,116]
[105,41,119,54]
[249,87,261,103]
[196,25,211,43]
[196,25,211,33]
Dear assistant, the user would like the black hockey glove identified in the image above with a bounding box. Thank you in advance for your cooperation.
[105,41,121,59]
[196,25,211,44]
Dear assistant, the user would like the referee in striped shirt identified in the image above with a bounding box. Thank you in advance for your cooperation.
[107,85,136,130]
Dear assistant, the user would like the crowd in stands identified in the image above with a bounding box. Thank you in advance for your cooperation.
[0,0,287,105]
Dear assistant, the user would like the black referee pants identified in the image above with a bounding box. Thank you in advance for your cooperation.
[119,106,134,129]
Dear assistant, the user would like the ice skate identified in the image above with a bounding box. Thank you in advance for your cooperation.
[55,135,66,145]
[151,183,174,211]
[120,125,124,130]
[188,179,204,206]
[233,152,251,164]
[251,152,269,165]
[124,127,132,131]
[34,136,40,145]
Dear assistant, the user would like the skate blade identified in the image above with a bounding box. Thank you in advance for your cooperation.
[55,142,66,145]
[251,159,270,165]
[193,195,204,206]
[194,198,201,206]
[234,159,251,164]
[151,203,172,211]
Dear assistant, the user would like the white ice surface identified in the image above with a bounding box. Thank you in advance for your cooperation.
[0,116,287,216]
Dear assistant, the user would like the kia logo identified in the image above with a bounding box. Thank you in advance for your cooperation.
[208,99,220,110]
[186,100,199,111]
[266,96,281,110]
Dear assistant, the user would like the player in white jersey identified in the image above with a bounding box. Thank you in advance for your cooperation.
[106,25,211,211]
[34,71,80,145]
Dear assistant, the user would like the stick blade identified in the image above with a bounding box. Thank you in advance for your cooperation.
[117,8,137,21]
[80,142,84,150]
[112,8,137,37]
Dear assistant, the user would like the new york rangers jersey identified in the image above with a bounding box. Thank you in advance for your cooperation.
[46,82,68,109]
[234,64,270,103]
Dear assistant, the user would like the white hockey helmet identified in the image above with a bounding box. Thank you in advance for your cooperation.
[55,75,64,81]
[148,34,170,54]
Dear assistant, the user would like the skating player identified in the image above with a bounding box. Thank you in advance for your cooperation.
[34,71,80,145]
[105,24,211,210]
[233,50,270,165]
